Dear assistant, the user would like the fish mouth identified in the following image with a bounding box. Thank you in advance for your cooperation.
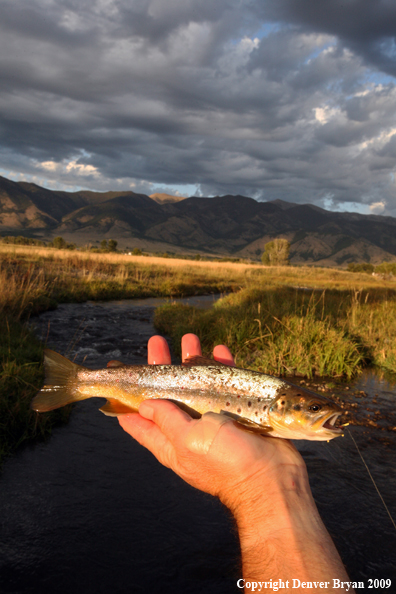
[322,413,343,433]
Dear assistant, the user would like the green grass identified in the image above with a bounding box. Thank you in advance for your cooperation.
[155,286,396,378]
[0,317,71,464]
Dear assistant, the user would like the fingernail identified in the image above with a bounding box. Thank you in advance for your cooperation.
[139,402,154,420]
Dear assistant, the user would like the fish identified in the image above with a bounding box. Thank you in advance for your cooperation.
[31,349,343,441]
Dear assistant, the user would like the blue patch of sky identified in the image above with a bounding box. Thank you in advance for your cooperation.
[377,36,396,60]
[254,22,283,40]
[228,21,283,47]
[323,196,371,215]
[364,70,396,86]
[302,40,337,66]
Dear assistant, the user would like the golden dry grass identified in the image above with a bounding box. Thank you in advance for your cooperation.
[1,243,396,293]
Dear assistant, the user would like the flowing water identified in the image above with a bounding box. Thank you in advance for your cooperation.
[0,297,395,593]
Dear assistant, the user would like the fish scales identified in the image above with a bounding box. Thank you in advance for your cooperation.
[76,364,282,425]
[31,349,344,441]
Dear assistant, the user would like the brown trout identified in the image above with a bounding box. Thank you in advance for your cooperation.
[31,349,343,440]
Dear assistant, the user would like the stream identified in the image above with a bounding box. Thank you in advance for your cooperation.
[0,297,395,593]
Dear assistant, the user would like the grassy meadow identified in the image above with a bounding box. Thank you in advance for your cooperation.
[1,242,396,463]
[155,286,396,379]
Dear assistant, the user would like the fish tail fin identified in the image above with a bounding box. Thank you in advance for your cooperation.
[31,349,88,412]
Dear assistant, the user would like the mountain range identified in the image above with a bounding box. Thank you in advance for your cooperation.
[1,174,396,265]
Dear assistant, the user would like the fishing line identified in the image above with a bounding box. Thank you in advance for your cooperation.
[346,428,396,532]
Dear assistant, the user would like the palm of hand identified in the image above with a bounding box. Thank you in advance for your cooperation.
[118,334,305,510]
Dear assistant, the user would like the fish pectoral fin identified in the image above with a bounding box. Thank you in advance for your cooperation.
[220,410,273,434]
[183,355,227,367]
[99,399,137,417]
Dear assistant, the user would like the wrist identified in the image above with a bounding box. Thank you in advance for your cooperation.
[229,461,317,542]
[227,464,351,586]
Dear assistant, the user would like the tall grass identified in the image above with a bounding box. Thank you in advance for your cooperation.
[0,317,71,463]
[155,287,396,378]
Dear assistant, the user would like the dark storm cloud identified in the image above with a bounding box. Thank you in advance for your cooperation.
[257,0,396,77]
[1,0,396,214]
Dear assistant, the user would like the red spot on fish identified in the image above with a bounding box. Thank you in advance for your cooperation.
[237,408,241,413]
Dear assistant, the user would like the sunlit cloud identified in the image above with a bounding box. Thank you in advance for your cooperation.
[369,201,386,214]
[0,0,396,214]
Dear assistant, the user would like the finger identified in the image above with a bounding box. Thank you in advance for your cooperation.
[139,399,193,441]
[148,335,171,365]
[181,333,202,362]
[107,360,126,368]
[213,345,235,367]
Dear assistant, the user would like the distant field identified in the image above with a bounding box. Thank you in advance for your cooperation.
[1,244,396,307]
[1,243,396,463]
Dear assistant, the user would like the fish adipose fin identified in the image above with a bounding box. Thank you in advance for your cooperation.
[220,410,273,433]
[99,399,137,416]
[183,355,227,367]
[31,349,88,412]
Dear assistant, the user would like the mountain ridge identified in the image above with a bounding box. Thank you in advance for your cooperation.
[0,175,395,265]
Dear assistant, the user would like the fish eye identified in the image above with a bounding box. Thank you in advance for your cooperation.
[309,403,322,412]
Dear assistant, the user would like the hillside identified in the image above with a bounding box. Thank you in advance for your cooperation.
[1,175,396,264]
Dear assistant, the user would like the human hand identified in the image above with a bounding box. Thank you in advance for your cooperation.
[118,334,307,517]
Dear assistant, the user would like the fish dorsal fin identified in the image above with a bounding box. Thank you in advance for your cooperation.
[99,399,137,417]
[183,355,227,367]
[220,410,273,434]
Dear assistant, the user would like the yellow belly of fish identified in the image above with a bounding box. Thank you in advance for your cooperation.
[77,383,148,416]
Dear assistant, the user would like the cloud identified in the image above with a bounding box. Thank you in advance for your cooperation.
[0,0,396,214]
[370,201,386,215]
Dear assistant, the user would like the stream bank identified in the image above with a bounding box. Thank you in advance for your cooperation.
[0,297,395,593]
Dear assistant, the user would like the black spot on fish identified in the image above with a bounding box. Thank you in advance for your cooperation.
[257,398,261,402]
[263,405,267,411]
[255,411,258,416]
[281,400,285,405]
[248,401,251,407]
[237,407,241,413]
[293,404,301,411]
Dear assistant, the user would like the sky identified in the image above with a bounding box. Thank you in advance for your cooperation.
[1,0,396,216]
